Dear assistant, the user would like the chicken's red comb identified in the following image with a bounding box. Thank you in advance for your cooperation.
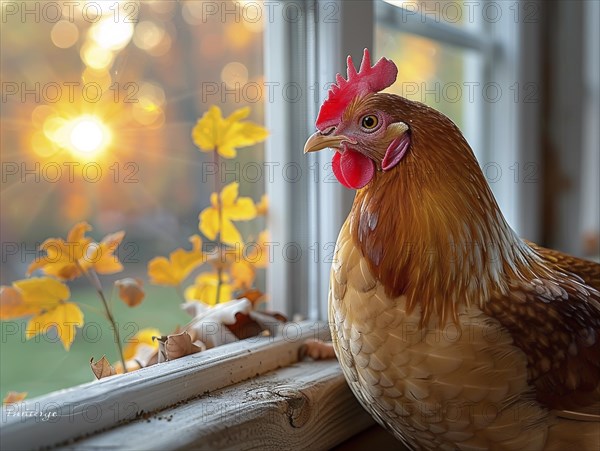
[315,48,398,130]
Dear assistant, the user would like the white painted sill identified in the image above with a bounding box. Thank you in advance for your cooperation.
[0,321,375,450]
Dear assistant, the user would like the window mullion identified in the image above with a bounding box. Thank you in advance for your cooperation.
[265,1,374,320]
[312,1,375,320]
[264,1,311,317]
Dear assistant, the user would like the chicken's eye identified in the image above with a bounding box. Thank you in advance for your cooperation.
[361,115,379,131]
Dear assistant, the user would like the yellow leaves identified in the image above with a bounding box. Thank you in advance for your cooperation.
[1,277,85,351]
[192,105,268,159]
[12,277,70,309]
[27,221,125,280]
[123,327,160,360]
[114,278,145,307]
[185,272,232,305]
[230,230,270,290]
[3,391,27,405]
[27,302,84,351]
[0,103,272,388]
[230,260,255,291]
[87,231,126,275]
[1,277,84,350]
[256,194,268,216]
[0,286,39,319]
[147,235,206,286]
[245,230,270,269]
[199,182,256,246]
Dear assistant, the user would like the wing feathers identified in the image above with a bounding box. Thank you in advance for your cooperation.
[483,272,600,411]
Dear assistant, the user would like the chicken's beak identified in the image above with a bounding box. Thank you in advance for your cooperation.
[304,131,351,154]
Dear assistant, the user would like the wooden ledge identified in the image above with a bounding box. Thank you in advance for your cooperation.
[1,321,379,450]
[58,359,375,450]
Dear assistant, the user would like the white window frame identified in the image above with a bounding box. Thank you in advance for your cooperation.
[265,0,374,321]
[266,0,542,320]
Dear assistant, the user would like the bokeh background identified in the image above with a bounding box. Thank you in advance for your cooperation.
[1,0,267,397]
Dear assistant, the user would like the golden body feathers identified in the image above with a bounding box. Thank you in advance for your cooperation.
[330,219,600,450]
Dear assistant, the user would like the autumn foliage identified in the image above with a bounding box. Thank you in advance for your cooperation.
[1,105,280,394]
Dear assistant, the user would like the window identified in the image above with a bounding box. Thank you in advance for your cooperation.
[1,0,267,397]
[375,0,540,235]
[376,1,487,160]
[0,0,541,398]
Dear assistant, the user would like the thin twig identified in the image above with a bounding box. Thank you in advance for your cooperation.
[94,279,128,373]
[214,148,223,305]
[77,262,128,372]
[216,266,223,304]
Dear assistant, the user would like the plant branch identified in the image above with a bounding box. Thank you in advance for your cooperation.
[77,263,128,372]
[214,148,223,305]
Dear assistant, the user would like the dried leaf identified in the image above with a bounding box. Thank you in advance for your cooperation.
[114,277,145,307]
[3,391,27,405]
[225,313,263,340]
[236,288,266,308]
[299,339,337,360]
[155,336,169,363]
[227,310,287,340]
[164,331,204,360]
[182,298,251,324]
[90,356,117,380]
[182,299,287,347]
[182,299,248,348]
[249,310,287,333]
[121,328,161,369]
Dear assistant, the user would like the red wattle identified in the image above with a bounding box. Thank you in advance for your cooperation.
[332,149,375,189]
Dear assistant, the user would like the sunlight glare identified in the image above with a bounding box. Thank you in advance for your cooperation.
[67,117,111,157]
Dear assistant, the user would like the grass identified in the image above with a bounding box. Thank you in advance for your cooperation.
[0,285,191,399]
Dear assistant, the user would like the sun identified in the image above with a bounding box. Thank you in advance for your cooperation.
[66,116,111,158]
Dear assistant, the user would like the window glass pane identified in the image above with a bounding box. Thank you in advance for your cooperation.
[375,25,485,158]
[382,0,484,31]
[1,1,265,396]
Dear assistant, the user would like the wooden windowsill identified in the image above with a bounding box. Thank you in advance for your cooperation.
[1,321,384,450]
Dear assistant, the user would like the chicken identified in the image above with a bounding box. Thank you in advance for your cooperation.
[304,49,600,450]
